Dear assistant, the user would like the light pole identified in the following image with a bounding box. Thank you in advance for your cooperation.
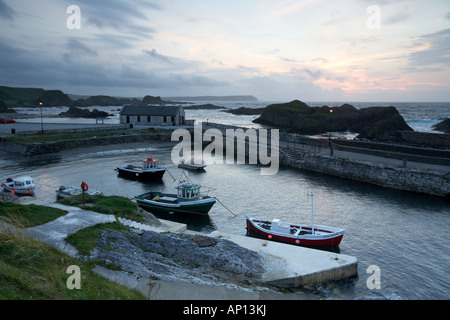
[39,101,44,133]
[329,108,333,156]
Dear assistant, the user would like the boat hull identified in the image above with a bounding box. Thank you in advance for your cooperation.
[135,192,216,215]
[178,164,207,171]
[56,186,103,199]
[2,184,35,196]
[246,217,344,247]
[116,167,165,181]
[1,177,35,196]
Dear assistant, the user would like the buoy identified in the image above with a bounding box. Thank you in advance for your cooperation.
[295,239,300,245]
[268,235,272,239]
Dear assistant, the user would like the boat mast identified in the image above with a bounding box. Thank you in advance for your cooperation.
[311,192,315,234]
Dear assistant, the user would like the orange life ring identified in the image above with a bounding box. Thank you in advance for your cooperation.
[81,182,88,192]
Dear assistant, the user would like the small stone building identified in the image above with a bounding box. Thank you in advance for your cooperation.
[120,105,185,126]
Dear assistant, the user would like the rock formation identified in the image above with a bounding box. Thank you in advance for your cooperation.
[253,100,414,141]
[433,118,450,134]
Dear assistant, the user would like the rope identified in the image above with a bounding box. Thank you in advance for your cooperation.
[214,197,237,217]
[165,168,176,181]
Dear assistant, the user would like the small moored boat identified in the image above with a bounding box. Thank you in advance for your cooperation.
[178,158,207,171]
[246,217,344,247]
[1,176,35,196]
[246,193,344,247]
[56,185,103,199]
[135,175,216,215]
[116,157,166,181]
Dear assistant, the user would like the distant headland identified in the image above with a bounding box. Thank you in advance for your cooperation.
[0,85,257,108]
[162,95,258,102]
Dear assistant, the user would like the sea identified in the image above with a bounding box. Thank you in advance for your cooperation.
[2,101,449,300]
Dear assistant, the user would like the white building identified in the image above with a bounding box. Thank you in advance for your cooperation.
[120,105,186,126]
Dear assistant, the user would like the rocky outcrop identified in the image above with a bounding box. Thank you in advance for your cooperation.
[58,106,112,119]
[184,104,226,110]
[0,100,16,113]
[433,118,450,134]
[226,107,264,115]
[86,228,268,288]
[253,100,413,141]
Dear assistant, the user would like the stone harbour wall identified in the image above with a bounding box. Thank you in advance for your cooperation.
[280,148,450,198]
[0,132,173,156]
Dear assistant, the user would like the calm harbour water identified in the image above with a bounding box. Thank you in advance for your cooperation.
[2,101,449,299]
[1,141,449,300]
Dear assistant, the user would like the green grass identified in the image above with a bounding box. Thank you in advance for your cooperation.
[1,130,125,144]
[57,194,144,222]
[66,222,126,256]
[0,230,145,300]
[0,203,68,228]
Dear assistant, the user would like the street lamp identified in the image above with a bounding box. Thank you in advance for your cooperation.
[39,101,44,133]
[329,109,333,156]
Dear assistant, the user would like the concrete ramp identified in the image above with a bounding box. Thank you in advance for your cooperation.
[209,230,358,288]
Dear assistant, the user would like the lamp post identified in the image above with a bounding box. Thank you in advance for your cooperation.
[39,101,44,133]
[329,108,333,156]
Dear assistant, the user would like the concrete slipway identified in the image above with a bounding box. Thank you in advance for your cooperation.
[2,202,358,299]
[209,230,358,288]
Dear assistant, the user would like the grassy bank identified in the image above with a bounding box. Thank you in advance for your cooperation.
[0,230,145,299]
[1,130,127,144]
[0,198,148,299]
[1,127,170,144]
[0,203,68,228]
[57,194,144,222]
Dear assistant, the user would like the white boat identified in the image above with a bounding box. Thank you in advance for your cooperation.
[1,176,35,196]
[178,158,207,171]
[56,185,103,199]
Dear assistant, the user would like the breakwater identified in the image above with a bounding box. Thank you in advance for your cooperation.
[202,123,450,198]
[280,147,449,198]
[0,126,172,157]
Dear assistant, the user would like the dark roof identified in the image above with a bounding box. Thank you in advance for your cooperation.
[120,105,183,116]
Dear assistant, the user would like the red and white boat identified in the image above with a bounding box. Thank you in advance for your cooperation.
[246,217,344,247]
[246,193,344,247]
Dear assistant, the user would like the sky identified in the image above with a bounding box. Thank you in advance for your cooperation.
[0,0,449,102]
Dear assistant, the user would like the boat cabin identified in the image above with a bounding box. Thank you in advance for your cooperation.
[141,157,161,169]
[270,219,292,233]
[175,183,201,200]
[10,176,34,188]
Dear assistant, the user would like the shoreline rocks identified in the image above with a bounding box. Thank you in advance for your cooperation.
[433,118,450,134]
[86,228,271,289]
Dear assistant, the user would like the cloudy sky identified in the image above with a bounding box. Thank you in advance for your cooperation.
[1,0,449,102]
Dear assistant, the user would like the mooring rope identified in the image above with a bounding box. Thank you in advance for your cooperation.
[214,197,238,217]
